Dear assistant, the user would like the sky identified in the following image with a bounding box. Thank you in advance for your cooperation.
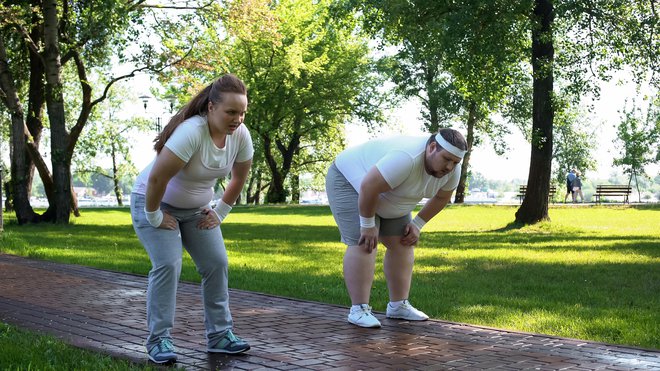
[128,73,658,183]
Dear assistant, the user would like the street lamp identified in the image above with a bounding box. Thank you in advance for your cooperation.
[138,95,151,110]
[138,94,170,132]
[165,95,176,113]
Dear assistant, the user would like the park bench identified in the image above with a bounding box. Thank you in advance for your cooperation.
[517,185,556,204]
[594,184,631,204]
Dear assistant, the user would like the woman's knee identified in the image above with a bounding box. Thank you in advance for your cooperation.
[195,250,228,276]
[150,258,182,281]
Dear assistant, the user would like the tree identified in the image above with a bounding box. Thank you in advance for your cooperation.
[613,97,660,202]
[74,87,151,206]
[551,98,597,186]
[159,0,388,203]
[0,1,195,224]
[341,0,532,204]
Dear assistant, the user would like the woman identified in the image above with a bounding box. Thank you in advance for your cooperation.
[130,74,253,364]
[572,170,584,203]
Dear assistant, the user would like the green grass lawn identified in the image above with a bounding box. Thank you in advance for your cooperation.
[0,323,164,370]
[1,204,658,350]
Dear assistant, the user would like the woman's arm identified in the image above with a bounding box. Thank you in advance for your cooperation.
[223,159,253,205]
[205,159,253,226]
[145,148,186,229]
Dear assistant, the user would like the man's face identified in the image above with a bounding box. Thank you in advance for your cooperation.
[424,141,462,178]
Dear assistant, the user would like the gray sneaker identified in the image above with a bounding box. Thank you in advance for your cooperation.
[386,300,429,321]
[208,330,250,354]
[147,338,177,364]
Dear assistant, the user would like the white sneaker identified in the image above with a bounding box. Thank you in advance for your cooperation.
[348,304,382,328]
[386,300,429,321]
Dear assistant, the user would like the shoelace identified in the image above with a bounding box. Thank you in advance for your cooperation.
[356,304,374,316]
[225,330,239,342]
[158,339,175,353]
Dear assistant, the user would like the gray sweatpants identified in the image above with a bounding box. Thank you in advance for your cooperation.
[130,193,232,349]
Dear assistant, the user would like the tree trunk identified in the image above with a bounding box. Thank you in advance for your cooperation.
[43,0,71,223]
[246,172,257,204]
[263,133,300,204]
[454,101,477,204]
[515,0,554,224]
[424,62,440,132]
[266,180,288,204]
[291,174,300,204]
[111,143,123,206]
[0,36,38,224]
[247,171,267,205]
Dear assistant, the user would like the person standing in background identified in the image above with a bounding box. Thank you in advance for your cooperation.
[564,169,577,203]
[572,170,584,203]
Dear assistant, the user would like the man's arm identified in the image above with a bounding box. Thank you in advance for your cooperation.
[400,188,453,246]
[358,166,392,252]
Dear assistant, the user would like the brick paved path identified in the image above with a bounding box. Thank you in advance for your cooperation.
[1,253,658,370]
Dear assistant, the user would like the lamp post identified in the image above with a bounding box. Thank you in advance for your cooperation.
[139,94,150,110]
[138,94,176,133]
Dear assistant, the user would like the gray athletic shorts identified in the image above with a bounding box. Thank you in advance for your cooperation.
[325,162,412,246]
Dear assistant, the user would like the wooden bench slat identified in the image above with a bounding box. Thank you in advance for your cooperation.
[594,184,631,204]
[518,185,557,204]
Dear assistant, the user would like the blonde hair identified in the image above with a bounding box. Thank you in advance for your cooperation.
[153,74,247,153]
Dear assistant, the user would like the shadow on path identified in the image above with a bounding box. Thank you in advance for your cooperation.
[1,254,658,370]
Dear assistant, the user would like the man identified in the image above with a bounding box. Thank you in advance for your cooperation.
[325,128,467,328]
[564,169,577,203]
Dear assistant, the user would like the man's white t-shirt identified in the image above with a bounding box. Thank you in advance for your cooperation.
[334,136,460,218]
[133,115,254,209]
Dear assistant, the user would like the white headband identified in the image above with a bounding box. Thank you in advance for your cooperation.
[435,133,467,159]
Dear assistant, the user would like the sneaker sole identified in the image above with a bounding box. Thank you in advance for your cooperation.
[348,318,382,328]
[386,314,429,321]
[147,355,177,364]
[207,346,251,354]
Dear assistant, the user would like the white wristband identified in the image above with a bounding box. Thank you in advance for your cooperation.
[212,200,233,222]
[359,215,376,228]
[411,215,426,231]
[144,208,163,227]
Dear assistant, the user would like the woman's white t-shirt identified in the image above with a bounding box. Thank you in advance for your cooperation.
[334,136,460,218]
[133,115,254,208]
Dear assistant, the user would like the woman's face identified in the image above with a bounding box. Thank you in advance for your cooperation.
[207,93,248,135]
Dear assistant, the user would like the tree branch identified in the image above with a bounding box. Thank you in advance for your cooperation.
[90,45,195,109]
[136,0,216,11]
[9,24,43,65]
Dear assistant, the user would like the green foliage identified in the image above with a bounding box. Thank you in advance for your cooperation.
[1,205,659,349]
[552,95,598,184]
[613,97,660,180]
[74,84,150,183]
[158,0,388,203]
[555,1,660,95]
